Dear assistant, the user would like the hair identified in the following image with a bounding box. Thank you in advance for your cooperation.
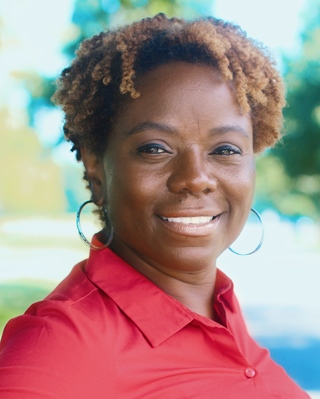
[53,13,285,159]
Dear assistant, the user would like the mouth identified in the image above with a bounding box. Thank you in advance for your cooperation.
[157,213,221,237]
[158,215,216,225]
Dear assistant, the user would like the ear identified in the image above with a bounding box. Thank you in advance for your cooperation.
[80,146,106,206]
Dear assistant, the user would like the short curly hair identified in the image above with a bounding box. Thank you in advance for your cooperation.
[53,13,285,161]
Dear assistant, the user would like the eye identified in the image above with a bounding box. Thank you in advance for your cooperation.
[211,145,241,156]
[137,143,170,154]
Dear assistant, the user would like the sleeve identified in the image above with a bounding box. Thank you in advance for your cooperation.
[0,301,118,399]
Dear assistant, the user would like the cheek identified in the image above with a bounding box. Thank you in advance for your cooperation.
[106,167,156,224]
[226,164,256,243]
[248,160,256,196]
[243,167,256,198]
[241,157,256,187]
[226,160,256,206]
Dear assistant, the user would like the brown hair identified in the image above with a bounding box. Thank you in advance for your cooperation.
[53,13,285,160]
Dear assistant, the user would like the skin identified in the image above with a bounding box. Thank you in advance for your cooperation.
[82,62,255,319]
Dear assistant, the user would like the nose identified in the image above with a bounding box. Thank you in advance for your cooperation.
[167,149,217,195]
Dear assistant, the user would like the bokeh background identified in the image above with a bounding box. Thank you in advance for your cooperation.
[0,0,319,396]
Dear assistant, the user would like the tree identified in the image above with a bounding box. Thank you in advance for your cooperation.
[271,0,320,218]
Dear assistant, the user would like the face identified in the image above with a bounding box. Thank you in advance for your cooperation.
[102,62,255,275]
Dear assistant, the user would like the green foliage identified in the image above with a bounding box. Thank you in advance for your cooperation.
[255,154,319,219]
[270,0,320,217]
[255,155,318,219]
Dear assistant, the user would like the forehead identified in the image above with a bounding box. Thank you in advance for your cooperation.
[109,61,252,145]
[119,62,246,123]
[136,61,225,95]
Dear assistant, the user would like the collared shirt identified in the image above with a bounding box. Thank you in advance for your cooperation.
[0,244,309,398]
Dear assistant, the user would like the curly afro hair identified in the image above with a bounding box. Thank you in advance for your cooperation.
[53,13,285,161]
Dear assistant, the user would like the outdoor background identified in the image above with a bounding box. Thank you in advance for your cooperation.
[0,0,319,396]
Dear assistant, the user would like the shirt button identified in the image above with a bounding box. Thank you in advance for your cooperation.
[244,367,256,378]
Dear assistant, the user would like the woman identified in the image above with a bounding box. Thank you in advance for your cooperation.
[0,14,309,398]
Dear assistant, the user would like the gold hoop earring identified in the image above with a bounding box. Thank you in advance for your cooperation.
[228,208,264,256]
[76,200,114,250]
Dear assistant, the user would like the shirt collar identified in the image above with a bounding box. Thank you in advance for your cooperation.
[85,235,236,347]
[214,267,236,312]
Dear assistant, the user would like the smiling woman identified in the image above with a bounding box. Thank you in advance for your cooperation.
[98,63,255,285]
[0,13,310,399]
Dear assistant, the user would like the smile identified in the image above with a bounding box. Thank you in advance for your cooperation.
[157,214,220,237]
[159,216,214,225]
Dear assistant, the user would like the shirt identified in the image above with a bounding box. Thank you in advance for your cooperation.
[0,242,309,398]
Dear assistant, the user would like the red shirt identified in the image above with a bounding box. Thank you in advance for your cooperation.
[0,244,309,398]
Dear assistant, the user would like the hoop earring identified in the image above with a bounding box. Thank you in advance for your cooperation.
[76,200,114,250]
[228,208,264,256]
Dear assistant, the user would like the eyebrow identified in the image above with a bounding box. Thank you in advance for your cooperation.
[125,122,178,136]
[125,121,250,139]
[210,125,250,139]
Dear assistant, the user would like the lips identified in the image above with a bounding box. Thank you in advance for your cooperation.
[159,216,215,224]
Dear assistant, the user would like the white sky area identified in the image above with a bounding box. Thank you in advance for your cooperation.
[0,0,309,157]
[213,0,307,55]
[0,0,308,75]
[0,0,74,76]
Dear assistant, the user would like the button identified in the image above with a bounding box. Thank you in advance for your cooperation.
[244,367,256,378]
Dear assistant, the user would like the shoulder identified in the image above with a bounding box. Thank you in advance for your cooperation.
[2,259,120,344]
[26,260,113,320]
[0,260,119,398]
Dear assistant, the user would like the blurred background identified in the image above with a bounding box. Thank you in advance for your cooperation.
[0,0,319,396]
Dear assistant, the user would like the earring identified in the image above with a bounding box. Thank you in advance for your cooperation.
[228,208,264,256]
[76,200,114,250]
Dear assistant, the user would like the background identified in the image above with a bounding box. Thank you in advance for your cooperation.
[0,0,319,396]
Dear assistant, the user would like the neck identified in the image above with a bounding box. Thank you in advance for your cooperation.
[110,240,217,320]
[135,263,217,320]
[166,277,217,319]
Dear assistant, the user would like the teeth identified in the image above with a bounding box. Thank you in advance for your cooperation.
[161,216,213,224]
